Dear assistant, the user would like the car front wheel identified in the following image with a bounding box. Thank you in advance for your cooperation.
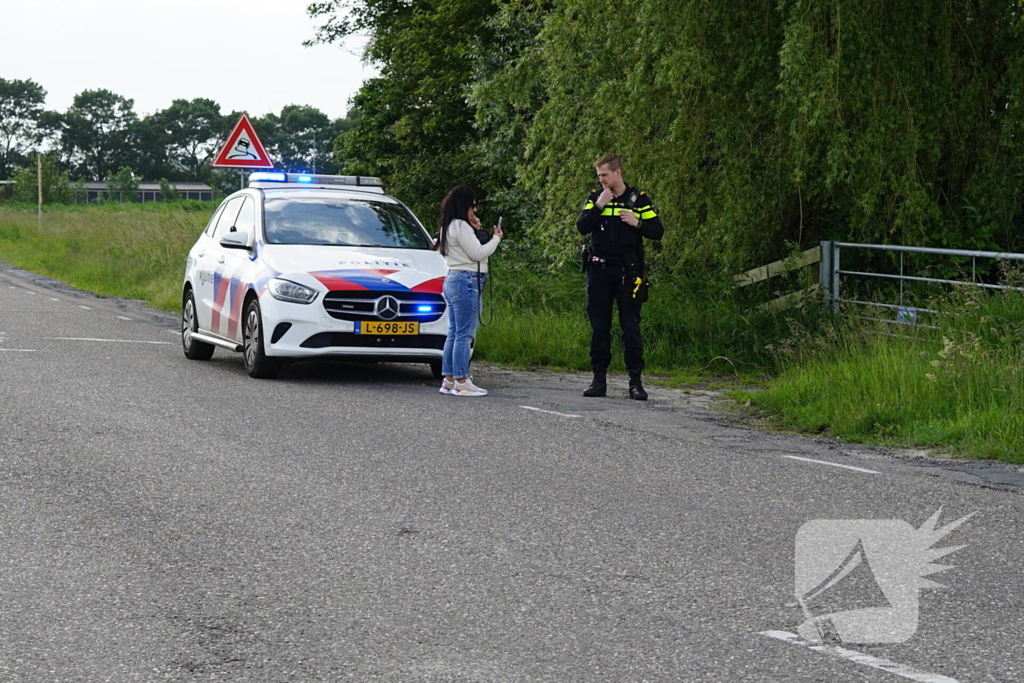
[243,298,281,379]
[182,290,214,360]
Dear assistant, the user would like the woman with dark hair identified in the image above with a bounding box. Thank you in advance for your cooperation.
[434,185,503,396]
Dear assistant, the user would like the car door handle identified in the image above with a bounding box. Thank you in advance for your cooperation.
[217,256,225,264]
[197,250,205,257]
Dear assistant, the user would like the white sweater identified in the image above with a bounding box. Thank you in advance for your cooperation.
[442,219,501,273]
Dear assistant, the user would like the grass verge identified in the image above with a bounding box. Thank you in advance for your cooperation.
[736,289,1024,463]
[0,202,213,311]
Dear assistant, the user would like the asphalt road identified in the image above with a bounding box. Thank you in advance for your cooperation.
[1,262,1022,682]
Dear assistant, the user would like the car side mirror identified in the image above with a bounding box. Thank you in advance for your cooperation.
[219,231,251,249]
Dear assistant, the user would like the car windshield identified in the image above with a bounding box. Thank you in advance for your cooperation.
[263,197,432,249]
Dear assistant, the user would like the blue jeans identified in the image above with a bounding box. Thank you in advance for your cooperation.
[442,269,486,379]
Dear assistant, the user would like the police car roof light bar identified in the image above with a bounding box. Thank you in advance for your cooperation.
[249,171,287,183]
[247,172,386,193]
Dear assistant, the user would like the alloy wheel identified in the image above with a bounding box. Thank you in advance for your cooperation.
[245,308,259,368]
[182,298,195,350]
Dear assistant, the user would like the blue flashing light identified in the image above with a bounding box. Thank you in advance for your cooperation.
[249,172,287,183]
[417,305,433,312]
[297,175,313,183]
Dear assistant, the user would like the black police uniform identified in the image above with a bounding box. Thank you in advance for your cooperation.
[576,185,664,391]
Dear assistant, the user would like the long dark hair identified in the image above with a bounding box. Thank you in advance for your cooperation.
[434,185,476,255]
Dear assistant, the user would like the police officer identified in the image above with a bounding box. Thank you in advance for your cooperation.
[576,154,663,400]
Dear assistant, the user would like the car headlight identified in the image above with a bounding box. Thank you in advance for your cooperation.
[268,278,318,304]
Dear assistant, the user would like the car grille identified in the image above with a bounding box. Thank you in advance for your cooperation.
[300,332,445,350]
[322,290,445,322]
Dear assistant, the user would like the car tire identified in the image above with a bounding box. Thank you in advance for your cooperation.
[182,290,215,360]
[243,298,282,379]
[429,360,443,379]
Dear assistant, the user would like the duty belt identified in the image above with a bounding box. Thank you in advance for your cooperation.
[589,252,638,268]
[588,255,624,267]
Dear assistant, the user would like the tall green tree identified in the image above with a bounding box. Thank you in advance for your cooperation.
[255,104,342,174]
[467,0,554,235]
[309,0,498,223]
[130,114,172,181]
[148,98,226,181]
[61,89,139,180]
[0,77,49,180]
[776,0,1024,253]
[477,0,1024,269]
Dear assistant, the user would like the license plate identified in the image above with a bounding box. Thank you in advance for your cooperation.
[356,320,419,335]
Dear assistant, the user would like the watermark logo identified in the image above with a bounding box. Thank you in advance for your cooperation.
[794,509,974,645]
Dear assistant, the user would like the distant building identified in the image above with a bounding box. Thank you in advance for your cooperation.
[0,179,214,203]
[78,181,214,203]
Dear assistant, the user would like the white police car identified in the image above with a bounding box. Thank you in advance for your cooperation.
[181,172,447,378]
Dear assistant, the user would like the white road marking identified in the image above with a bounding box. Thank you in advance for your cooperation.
[0,348,37,352]
[49,297,59,301]
[46,337,172,345]
[25,290,36,295]
[520,405,581,418]
[759,631,958,683]
[78,305,92,310]
[116,316,133,321]
[781,455,879,474]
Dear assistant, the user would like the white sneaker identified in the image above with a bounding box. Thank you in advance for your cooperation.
[439,378,456,394]
[451,378,487,396]
[463,377,489,395]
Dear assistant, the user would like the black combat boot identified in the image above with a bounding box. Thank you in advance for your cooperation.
[583,368,607,397]
[628,372,648,401]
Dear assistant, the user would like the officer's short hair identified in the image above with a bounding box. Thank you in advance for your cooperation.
[595,154,621,171]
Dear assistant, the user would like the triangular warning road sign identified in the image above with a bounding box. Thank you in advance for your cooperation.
[212,112,274,169]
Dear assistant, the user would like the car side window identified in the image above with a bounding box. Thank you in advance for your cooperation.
[203,203,226,237]
[211,197,244,240]
[234,197,255,235]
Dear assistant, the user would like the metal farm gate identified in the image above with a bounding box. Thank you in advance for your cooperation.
[735,242,1024,327]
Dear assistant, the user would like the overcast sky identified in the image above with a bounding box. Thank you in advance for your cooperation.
[1,0,376,120]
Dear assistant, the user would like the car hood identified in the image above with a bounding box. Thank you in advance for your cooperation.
[260,245,447,294]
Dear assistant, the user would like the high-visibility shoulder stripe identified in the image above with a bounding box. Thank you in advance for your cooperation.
[583,201,595,210]
[639,209,657,220]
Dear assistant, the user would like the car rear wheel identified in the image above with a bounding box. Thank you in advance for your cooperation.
[429,360,443,379]
[243,298,281,379]
[182,290,214,360]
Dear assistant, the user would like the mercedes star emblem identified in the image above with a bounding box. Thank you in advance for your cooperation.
[375,295,400,320]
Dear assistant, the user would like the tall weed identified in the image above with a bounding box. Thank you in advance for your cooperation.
[751,283,1024,463]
